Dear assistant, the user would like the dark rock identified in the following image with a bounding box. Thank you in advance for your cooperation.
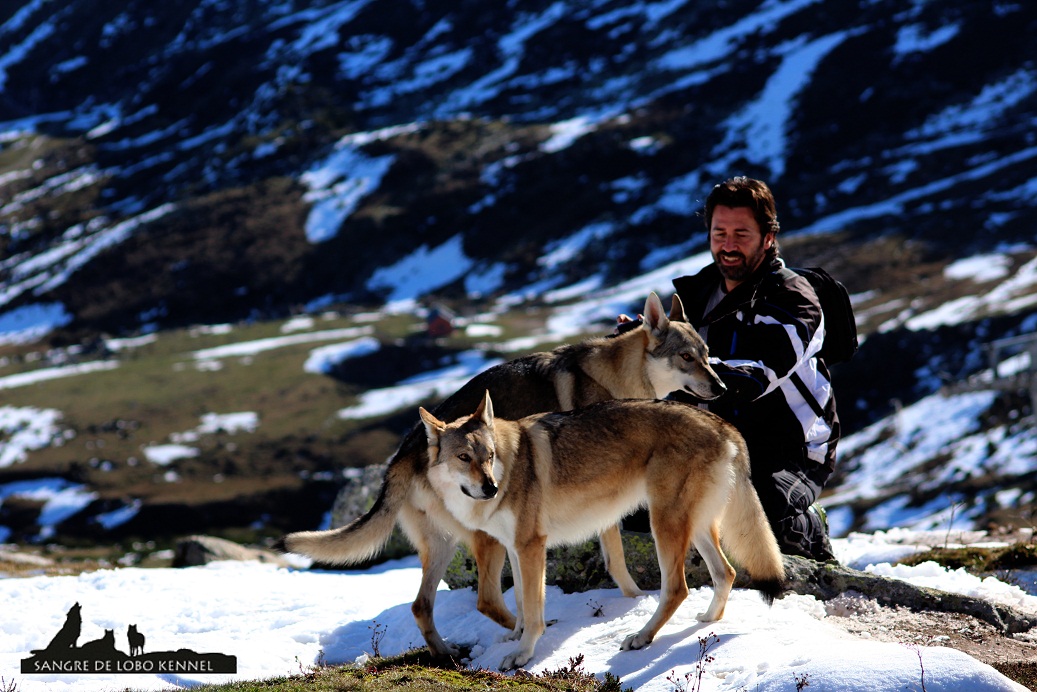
[173,535,289,568]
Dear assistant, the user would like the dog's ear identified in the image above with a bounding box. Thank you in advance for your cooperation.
[669,293,688,322]
[419,407,445,443]
[642,292,670,334]
[474,390,495,428]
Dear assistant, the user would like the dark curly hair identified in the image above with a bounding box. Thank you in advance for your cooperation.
[703,177,780,237]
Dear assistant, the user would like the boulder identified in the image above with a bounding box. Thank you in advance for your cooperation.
[445,532,1037,635]
[173,535,290,567]
[328,464,415,565]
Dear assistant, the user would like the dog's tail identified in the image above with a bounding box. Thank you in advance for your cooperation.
[274,456,410,566]
[720,448,786,604]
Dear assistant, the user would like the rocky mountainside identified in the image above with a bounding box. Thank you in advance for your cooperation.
[2,0,1035,332]
[1,0,1036,544]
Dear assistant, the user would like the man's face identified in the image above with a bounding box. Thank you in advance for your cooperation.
[709,205,774,289]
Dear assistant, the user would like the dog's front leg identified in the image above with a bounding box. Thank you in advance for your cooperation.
[600,523,643,597]
[402,507,461,657]
[499,536,547,671]
[502,548,524,642]
[473,531,516,630]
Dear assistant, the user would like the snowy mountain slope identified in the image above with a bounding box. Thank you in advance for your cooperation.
[0,0,1035,333]
[0,0,1036,543]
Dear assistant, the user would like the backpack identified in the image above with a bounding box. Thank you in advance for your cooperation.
[789,266,858,365]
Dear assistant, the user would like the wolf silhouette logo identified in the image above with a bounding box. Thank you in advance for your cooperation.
[128,624,145,657]
[21,604,236,675]
[79,630,116,657]
[32,602,81,653]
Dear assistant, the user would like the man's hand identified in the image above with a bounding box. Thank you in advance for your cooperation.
[614,313,643,335]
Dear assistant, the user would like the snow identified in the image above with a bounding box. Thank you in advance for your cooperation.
[798,144,1037,237]
[904,68,1036,150]
[0,303,72,345]
[434,2,569,115]
[366,235,475,302]
[656,0,822,74]
[105,333,159,352]
[139,413,261,466]
[0,0,56,92]
[1,531,1031,691]
[715,30,853,179]
[0,407,65,469]
[141,444,199,466]
[0,478,95,543]
[0,207,178,313]
[944,253,1013,283]
[300,135,397,243]
[890,253,1037,332]
[541,115,600,153]
[337,350,503,420]
[189,326,373,360]
[303,336,381,374]
[176,412,260,440]
[538,222,616,269]
[893,23,960,58]
[0,361,120,391]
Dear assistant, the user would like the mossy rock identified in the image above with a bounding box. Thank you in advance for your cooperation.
[988,542,1037,570]
[897,541,1037,573]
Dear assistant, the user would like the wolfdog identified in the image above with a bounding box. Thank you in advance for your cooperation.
[278,292,727,656]
[420,392,786,670]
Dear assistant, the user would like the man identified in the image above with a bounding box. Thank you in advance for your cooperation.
[623,177,838,561]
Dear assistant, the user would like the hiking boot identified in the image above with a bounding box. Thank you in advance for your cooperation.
[809,502,828,531]
[808,503,837,562]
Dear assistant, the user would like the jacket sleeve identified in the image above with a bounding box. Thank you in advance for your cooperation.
[712,273,824,404]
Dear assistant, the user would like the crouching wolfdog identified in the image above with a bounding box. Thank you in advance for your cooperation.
[277,292,727,657]
[420,391,786,671]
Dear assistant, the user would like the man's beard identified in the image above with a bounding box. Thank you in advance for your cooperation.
[714,244,767,283]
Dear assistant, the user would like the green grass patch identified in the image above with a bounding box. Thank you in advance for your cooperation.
[184,650,629,692]
[897,541,1037,572]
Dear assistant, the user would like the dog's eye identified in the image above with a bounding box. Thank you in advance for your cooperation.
[680,352,692,361]
[458,453,471,462]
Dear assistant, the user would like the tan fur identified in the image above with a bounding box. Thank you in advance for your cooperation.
[420,393,786,670]
[277,292,726,657]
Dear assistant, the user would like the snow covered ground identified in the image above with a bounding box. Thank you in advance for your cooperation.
[0,531,1033,691]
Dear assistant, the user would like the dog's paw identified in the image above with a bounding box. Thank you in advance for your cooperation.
[437,641,462,657]
[499,648,532,671]
[502,626,523,642]
[426,635,462,658]
[695,611,721,622]
[620,632,652,651]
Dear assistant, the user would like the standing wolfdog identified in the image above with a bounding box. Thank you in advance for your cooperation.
[278,292,727,656]
[420,392,786,671]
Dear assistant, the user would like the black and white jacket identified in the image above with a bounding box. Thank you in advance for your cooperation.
[673,253,839,472]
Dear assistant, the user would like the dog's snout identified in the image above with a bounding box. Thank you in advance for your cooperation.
[481,480,498,498]
[712,380,727,396]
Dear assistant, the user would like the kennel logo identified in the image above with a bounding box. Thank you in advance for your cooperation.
[21,602,237,675]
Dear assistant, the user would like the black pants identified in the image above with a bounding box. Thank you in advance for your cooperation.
[752,454,832,561]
